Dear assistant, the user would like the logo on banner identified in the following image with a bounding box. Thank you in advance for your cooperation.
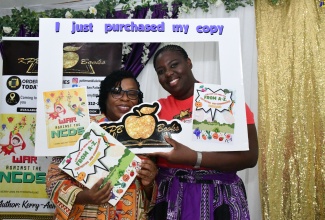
[2,40,39,76]
[72,78,79,87]
[63,44,96,74]
[17,58,38,74]
[6,92,20,105]
[7,76,22,90]
[62,43,122,76]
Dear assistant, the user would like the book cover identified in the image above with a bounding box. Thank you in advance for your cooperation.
[59,122,141,206]
[192,83,235,143]
[167,83,248,152]
[43,87,90,149]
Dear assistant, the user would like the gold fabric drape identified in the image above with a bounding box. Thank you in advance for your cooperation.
[255,0,325,219]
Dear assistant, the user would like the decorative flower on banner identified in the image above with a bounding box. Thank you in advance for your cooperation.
[65,11,73,18]
[166,0,173,18]
[126,10,134,19]
[215,0,223,7]
[3,26,12,34]
[122,43,132,56]
[125,1,136,19]
[145,8,153,19]
[121,42,133,68]
[178,4,191,16]
[89,6,97,15]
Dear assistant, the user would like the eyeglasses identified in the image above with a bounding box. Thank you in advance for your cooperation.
[110,87,141,100]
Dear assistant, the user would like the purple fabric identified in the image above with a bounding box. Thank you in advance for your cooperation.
[114,4,179,77]
[152,167,250,220]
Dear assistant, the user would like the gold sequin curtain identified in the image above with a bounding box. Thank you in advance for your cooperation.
[255,0,325,219]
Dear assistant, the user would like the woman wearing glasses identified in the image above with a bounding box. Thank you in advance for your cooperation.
[46,70,158,220]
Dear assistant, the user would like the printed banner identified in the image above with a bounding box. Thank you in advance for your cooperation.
[0,114,54,216]
[62,42,122,76]
[0,39,55,218]
[1,40,122,116]
[2,40,38,76]
[1,39,123,217]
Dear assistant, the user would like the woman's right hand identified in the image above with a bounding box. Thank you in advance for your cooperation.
[75,178,113,205]
[150,136,197,166]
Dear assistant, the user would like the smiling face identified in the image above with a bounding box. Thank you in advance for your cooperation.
[105,78,140,121]
[155,50,196,100]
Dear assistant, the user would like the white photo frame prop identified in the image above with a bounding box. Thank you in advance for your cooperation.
[36,18,248,155]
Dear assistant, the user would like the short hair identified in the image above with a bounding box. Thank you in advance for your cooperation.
[12,137,20,141]
[153,44,189,69]
[98,70,143,115]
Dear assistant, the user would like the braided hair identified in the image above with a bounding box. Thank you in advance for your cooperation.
[98,70,143,115]
[153,44,189,69]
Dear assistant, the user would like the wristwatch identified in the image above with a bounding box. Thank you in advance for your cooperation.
[194,151,202,169]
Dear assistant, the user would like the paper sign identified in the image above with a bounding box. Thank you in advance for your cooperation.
[99,102,182,154]
[192,83,235,143]
[59,122,141,206]
[42,87,90,152]
[169,82,249,152]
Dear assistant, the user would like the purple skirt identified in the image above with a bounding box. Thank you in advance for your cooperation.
[149,167,250,220]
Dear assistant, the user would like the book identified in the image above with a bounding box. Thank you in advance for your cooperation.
[59,122,141,206]
[192,83,235,143]
[43,87,90,149]
[166,82,249,152]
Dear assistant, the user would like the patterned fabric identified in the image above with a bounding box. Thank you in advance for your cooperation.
[151,168,250,220]
[150,95,254,219]
[157,95,255,169]
[46,115,156,220]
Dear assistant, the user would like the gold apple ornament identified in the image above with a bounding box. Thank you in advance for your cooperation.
[125,106,156,140]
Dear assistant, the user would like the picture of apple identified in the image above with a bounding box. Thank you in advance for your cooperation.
[125,106,156,139]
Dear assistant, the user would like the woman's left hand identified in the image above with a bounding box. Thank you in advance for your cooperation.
[137,156,157,187]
